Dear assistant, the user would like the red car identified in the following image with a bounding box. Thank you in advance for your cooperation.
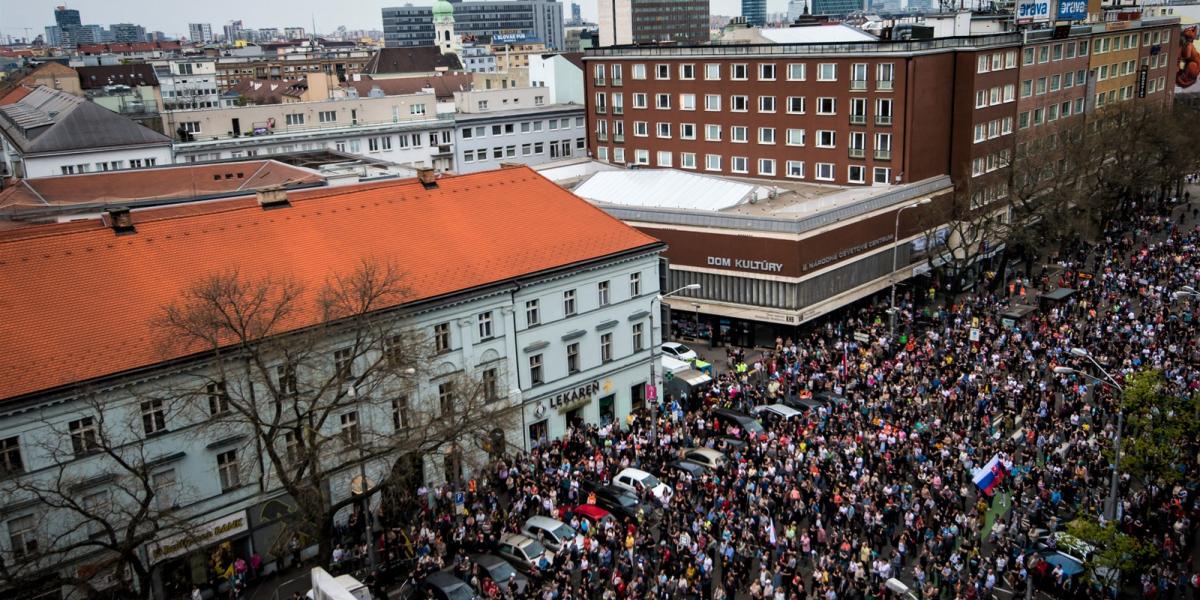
[558,504,617,532]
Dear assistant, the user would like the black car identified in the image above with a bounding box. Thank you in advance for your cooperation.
[780,395,822,412]
[665,459,707,478]
[578,480,646,522]
[813,391,851,409]
[421,571,477,600]
[709,408,765,437]
[469,553,529,595]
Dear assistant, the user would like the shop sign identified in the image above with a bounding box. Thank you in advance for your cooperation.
[549,380,601,410]
[803,234,894,273]
[706,256,785,273]
[1056,0,1087,21]
[1016,0,1051,23]
[149,511,249,563]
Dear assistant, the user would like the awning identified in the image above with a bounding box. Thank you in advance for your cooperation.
[1041,287,1075,302]
[675,369,711,386]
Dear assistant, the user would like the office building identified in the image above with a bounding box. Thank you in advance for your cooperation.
[189,23,214,43]
[285,27,307,40]
[742,0,766,26]
[598,0,710,46]
[109,23,146,43]
[0,165,662,600]
[454,105,587,173]
[811,0,864,16]
[571,2,583,24]
[223,20,244,43]
[382,0,566,50]
[54,6,81,29]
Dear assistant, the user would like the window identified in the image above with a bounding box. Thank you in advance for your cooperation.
[631,322,646,352]
[731,64,748,80]
[1023,47,1035,65]
[706,154,721,171]
[656,122,671,138]
[731,95,748,112]
[82,490,110,536]
[850,63,868,89]
[992,52,1003,70]
[873,167,891,184]
[600,333,613,363]
[817,97,836,114]
[679,64,695,80]
[758,127,775,144]
[1050,74,1061,92]
[217,450,240,491]
[594,64,606,85]
[788,63,806,81]
[632,64,646,79]
[319,110,337,123]
[704,94,721,111]
[977,55,989,73]
[141,400,166,436]
[368,136,392,152]
[1036,77,1047,95]
[974,123,986,143]
[478,311,493,340]
[758,159,776,176]
[655,93,670,109]
[611,64,622,84]
[731,126,748,143]
[438,381,455,415]
[277,363,298,397]
[1005,50,1017,69]
[340,411,360,445]
[392,395,410,430]
[815,163,835,181]
[563,290,576,315]
[758,96,775,113]
[634,121,648,137]
[817,130,836,148]
[681,123,696,139]
[655,64,670,80]
[759,63,776,80]
[850,97,866,122]
[598,281,610,306]
[285,113,304,126]
[482,364,496,403]
[787,161,805,179]
[526,299,540,326]
[975,90,987,108]
[567,343,580,374]
[705,63,721,80]
[989,87,1001,105]
[705,124,721,141]
[1003,84,1015,102]
[817,63,836,81]
[629,272,641,296]
[875,133,892,158]
[680,94,695,111]
[786,128,805,146]
[656,151,672,167]
[152,469,178,511]
[1052,44,1063,61]
[8,515,37,559]
[681,152,696,169]
[1039,46,1049,63]
[1021,79,1032,97]
[529,354,544,384]
[434,322,451,352]
[876,63,894,89]
[787,96,805,114]
[0,437,22,475]
[632,93,647,109]
[731,156,748,173]
[634,149,649,165]
[848,165,866,183]
[207,381,230,416]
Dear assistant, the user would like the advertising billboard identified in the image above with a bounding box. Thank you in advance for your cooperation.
[1179,25,1200,94]
[1056,0,1087,21]
[1016,0,1052,24]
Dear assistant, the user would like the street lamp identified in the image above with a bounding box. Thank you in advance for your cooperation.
[353,366,417,572]
[649,284,700,445]
[1065,347,1125,522]
[890,198,932,338]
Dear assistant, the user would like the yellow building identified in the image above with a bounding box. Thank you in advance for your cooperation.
[1089,26,1142,109]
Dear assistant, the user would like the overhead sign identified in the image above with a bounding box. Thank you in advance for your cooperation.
[706,256,785,273]
[149,511,249,563]
[1016,0,1051,24]
[1056,0,1087,21]
[1137,64,1149,98]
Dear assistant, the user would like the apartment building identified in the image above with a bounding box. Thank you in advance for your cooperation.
[383,0,566,50]
[584,19,1179,192]
[211,47,375,91]
[454,105,587,173]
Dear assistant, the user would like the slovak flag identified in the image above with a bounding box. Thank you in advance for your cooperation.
[972,455,1008,497]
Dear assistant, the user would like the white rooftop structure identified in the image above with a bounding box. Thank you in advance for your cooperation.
[757,24,877,43]
[572,169,771,211]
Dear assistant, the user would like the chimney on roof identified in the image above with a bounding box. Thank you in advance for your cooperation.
[106,207,135,235]
[256,186,290,209]
[417,167,438,189]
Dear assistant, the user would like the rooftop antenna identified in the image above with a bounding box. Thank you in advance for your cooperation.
[311,13,317,43]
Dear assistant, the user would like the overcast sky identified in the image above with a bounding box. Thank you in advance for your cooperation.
[1,0,786,40]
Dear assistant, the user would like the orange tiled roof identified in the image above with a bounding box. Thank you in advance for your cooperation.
[0,85,31,106]
[0,167,661,401]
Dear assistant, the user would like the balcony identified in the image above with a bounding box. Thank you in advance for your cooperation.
[593,78,606,87]
[612,78,623,86]
[597,132,608,142]
[849,148,865,158]
[850,80,868,91]
[877,80,894,91]
[849,114,866,125]
[613,133,625,143]
[595,105,607,114]
[874,149,892,161]
[876,115,893,126]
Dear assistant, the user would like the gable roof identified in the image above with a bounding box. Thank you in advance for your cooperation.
[343,73,473,100]
[227,78,307,104]
[0,166,662,401]
[0,86,171,155]
[20,62,76,81]
[76,64,160,90]
[0,85,32,106]
[364,46,463,75]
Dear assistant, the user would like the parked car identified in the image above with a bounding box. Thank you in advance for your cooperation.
[780,394,822,412]
[496,533,549,575]
[661,342,698,361]
[751,403,804,421]
[421,571,477,600]
[521,516,576,552]
[814,391,851,408]
[710,408,765,437]
[665,459,707,478]
[611,467,673,502]
[468,553,529,595]
[680,447,726,470]
[578,481,647,522]
[558,504,617,531]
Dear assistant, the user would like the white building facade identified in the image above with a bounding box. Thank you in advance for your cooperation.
[454,105,587,173]
[153,59,221,110]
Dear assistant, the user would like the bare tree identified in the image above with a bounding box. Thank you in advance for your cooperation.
[157,260,516,566]
[919,181,1010,298]
[0,395,195,600]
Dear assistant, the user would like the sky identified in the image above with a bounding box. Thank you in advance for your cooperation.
[0,0,787,41]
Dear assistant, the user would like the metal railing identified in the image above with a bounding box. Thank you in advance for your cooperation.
[849,148,865,158]
[593,78,606,86]
[876,115,893,126]
[850,80,868,91]
[611,78,623,86]
[584,34,1025,59]
[877,80,895,91]
[613,133,625,142]
[849,115,866,125]
[596,105,607,114]
[613,106,624,115]
[875,149,893,160]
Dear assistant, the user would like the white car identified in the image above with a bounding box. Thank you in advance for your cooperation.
[611,467,673,502]
[751,404,804,420]
[661,342,698,362]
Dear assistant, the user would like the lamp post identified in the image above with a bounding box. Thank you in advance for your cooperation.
[889,198,932,338]
[352,366,416,573]
[1058,348,1125,522]
[649,284,701,445]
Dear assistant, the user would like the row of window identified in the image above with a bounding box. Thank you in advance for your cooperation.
[333,131,452,155]
[973,117,1014,143]
[971,149,1012,177]
[1021,41,1088,67]
[593,62,895,86]
[595,146,892,183]
[462,138,586,162]
[976,49,1021,73]
[59,157,157,175]
[969,182,1010,210]
[600,92,895,118]
[528,323,643,385]
[1020,69,1088,98]
[1019,98,1087,129]
[460,116,585,139]
[974,84,1017,109]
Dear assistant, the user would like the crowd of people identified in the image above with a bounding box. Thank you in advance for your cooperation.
[346,198,1199,600]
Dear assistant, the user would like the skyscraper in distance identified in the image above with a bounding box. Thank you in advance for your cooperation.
[189,23,213,42]
[741,0,766,26]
